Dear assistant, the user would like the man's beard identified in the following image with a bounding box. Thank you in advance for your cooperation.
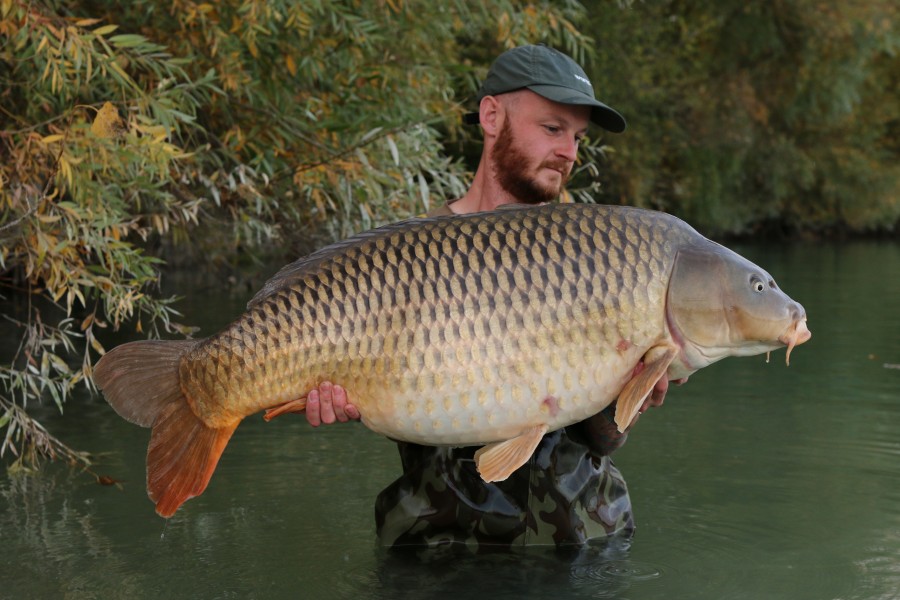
[491,121,569,204]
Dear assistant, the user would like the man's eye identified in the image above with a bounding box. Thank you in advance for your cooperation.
[544,125,560,134]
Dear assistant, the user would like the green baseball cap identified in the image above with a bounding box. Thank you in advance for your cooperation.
[463,44,626,133]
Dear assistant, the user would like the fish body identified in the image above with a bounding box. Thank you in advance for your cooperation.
[185,205,679,443]
[94,204,810,517]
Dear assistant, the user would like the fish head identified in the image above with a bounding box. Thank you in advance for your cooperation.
[666,241,811,375]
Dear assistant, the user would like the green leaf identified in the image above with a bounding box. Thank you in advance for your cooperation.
[93,24,119,36]
[109,34,148,48]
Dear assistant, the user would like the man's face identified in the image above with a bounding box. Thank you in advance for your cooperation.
[490,92,591,204]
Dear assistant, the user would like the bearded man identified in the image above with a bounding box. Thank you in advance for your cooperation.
[304,45,667,550]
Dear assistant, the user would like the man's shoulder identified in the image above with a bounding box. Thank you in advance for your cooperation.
[422,200,459,218]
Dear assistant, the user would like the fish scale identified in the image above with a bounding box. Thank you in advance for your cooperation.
[178,204,678,442]
[93,202,810,517]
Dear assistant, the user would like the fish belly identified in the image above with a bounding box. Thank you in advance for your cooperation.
[352,342,648,445]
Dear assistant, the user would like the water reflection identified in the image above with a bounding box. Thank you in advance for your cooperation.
[0,418,650,599]
[2,468,143,598]
[355,538,647,600]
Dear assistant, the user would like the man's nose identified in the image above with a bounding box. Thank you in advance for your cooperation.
[556,136,579,161]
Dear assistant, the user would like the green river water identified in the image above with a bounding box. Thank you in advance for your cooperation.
[2,240,899,599]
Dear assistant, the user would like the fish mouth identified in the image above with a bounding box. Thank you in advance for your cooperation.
[778,319,811,365]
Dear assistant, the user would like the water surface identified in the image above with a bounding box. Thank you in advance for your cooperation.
[2,241,899,599]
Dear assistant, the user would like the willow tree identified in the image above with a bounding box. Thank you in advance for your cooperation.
[586,0,900,235]
[1,0,598,467]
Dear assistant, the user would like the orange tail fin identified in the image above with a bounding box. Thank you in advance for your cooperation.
[93,339,239,517]
[147,399,238,517]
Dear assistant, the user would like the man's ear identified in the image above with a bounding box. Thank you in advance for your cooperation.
[479,95,502,137]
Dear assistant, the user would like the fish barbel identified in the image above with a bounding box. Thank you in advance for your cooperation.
[94,204,810,517]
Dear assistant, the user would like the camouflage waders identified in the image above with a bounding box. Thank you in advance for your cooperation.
[375,405,635,550]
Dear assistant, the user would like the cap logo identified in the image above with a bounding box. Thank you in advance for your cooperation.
[574,73,592,87]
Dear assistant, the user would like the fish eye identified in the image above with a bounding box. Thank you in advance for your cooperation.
[751,277,765,293]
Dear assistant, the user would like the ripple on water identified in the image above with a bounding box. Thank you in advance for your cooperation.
[568,556,666,598]
[622,497,874,600]
[322,536,672,600]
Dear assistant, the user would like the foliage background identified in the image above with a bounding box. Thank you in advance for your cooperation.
[1,0,897,467]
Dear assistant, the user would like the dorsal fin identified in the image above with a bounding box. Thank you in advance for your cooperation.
[247,215,423,308]
[493,202,538,212]
[248,203,541,309]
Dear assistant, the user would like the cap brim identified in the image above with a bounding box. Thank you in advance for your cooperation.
[526,84,626,133]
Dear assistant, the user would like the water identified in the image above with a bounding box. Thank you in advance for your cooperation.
[2,241,899,599]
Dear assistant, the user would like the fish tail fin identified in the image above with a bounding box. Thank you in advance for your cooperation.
[147,399,238,517]
[93,339,198,427]
[93,339,238,517]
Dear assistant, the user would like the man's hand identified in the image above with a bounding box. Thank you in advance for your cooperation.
[580,361,686,455]
[628,359,685,426]
[306,381,360,427]
[643,370,669,415]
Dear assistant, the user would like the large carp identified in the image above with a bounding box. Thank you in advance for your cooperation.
[94,204,810,517]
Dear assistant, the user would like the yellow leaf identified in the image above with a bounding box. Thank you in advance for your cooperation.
[59,156,73,188]
[90,335,106,355]
[91,102,126,138]
[286,54,296,76]
[93,24,119,36]
[76,18,102,27]
[46,23,64,42]
[109,60,133,86]
[42,134,64,144]
[134,123,168,137]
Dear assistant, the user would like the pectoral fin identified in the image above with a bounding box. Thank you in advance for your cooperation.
[474,424,548,482]
[614,345,678,433]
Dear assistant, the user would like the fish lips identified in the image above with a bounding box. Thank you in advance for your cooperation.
[778,318,811,365]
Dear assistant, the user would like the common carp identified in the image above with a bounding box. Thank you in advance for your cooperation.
[93,203,810,517]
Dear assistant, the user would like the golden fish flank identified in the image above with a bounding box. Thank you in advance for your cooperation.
[94,203,810,517]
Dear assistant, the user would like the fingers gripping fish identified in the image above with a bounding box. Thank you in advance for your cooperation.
[93,204,810,517]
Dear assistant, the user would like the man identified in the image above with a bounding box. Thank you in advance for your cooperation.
[304,45,668,549]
